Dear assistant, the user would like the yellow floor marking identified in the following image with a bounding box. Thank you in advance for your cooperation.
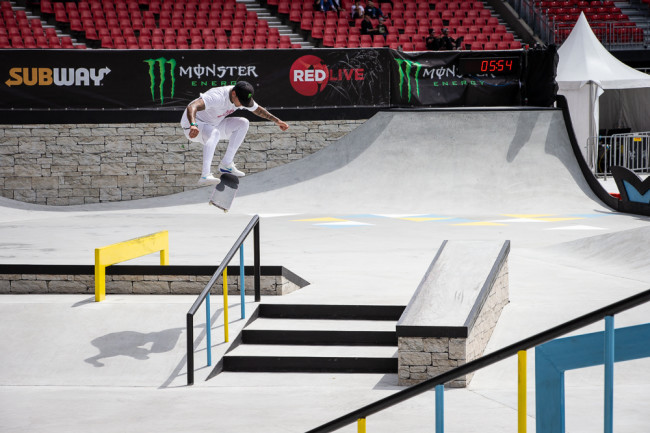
[399,217,452,222]
[453,222,507,226]
[502,214,555,218]
[534,217,584,222]
[293,217,347,222]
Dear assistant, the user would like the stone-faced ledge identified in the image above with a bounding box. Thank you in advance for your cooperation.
[0,264,309,297]
[396,240,510,387]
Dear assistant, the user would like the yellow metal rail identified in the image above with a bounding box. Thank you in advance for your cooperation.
[94,231,169,302]
[223,266,229,342]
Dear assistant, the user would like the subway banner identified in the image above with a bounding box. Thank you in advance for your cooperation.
[391,50,525,107]
[0,49,392,110]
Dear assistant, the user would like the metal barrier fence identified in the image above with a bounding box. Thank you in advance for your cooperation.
[506,0,648,49]
[590,132,650,178]
[550,20,647,48]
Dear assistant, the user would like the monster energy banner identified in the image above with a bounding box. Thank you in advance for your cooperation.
[0,49,391,110]
[391,51,524,107]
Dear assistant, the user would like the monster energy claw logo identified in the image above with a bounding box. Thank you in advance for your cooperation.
[395,59,422,103]
[144,57,176,105]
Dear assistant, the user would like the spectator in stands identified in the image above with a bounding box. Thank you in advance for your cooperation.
[360,14,387,38]
[360,14,376,35]
[181,81,289,185]
[425,29,440,50]
[351,0,364,19]
[439,28,455,50]
[315,0,340,12]
[364,0,383,19]
[376,16,388,39]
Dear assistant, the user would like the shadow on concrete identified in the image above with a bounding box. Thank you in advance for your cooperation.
[85,327,183,367]
[72,296,95,308]
[160,306,238,388]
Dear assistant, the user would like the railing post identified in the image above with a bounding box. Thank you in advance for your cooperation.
[94,261,106,302]
[224,267,229,342]
[604,316,615,433]
[206,292,211,366]
[240,244,245,319]
[435,384,444,433]
[254,221,261,302]
[186,313,194,385]
[357,418,366,433]
[518,350,527,433]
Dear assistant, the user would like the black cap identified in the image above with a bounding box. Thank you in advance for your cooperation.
[233,81,255,108]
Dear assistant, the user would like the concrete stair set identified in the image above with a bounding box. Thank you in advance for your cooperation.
[221,304,404,373]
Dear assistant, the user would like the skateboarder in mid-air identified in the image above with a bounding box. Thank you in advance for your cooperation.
[181,81,290,185]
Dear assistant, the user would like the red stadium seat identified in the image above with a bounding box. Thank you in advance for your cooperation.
[22,36,36,48]
[125,35,138,48]
[40,0,53,14]
[114,37,126,49]
[347,34,360,47]
[54,9,68,23]
[190,36,203,48]
[414,40,426,50]
[278,1,290,14]
[322,34,335,47]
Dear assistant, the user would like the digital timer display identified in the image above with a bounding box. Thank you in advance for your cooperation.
[458,57,521,75]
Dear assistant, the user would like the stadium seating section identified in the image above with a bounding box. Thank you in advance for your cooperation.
[538,0,643,44]
[1,0,83,47]
[295,0,521,50]
[0,0,641,50]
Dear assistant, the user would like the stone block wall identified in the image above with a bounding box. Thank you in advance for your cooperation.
[397,258,509,387]
[465,260,510,369]
[398,337,468,387]
[0,272,302,296]
[0,119,364,205]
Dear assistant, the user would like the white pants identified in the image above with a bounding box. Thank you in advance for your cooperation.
[181,113,249,176]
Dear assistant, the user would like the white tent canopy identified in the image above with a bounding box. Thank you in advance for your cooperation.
[556,12,650,166]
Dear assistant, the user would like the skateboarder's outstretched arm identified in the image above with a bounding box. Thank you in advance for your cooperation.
[252,106,290,132]
[185,98,205,139]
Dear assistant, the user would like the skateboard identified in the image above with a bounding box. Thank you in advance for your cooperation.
[208,173,239,212]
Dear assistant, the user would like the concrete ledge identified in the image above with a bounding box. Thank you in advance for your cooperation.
[0,265,309,296]
[396,240,510,387]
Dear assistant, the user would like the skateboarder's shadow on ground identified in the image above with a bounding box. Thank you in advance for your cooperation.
[85,328,183,367]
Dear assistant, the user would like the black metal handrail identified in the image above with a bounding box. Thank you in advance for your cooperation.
[186,215,261,385]
[308,287,650,432]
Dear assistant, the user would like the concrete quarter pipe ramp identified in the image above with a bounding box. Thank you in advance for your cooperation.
[234,109,608,216]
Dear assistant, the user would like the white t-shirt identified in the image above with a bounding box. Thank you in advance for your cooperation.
[195,85,258,125]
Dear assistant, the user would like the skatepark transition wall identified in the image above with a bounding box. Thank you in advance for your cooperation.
[0,119,364,205]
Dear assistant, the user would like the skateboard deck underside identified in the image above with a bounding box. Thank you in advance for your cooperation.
[209,174,239,212]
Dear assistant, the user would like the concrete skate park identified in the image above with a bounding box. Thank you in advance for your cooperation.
[1,108,650,433]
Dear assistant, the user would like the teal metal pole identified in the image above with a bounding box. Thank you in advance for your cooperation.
[240,244,245,319]
[604,316,614,433]
[435,384,444,433]
[206,292,211,366]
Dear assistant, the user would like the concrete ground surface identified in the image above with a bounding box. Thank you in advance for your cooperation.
[1,109,649,432]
